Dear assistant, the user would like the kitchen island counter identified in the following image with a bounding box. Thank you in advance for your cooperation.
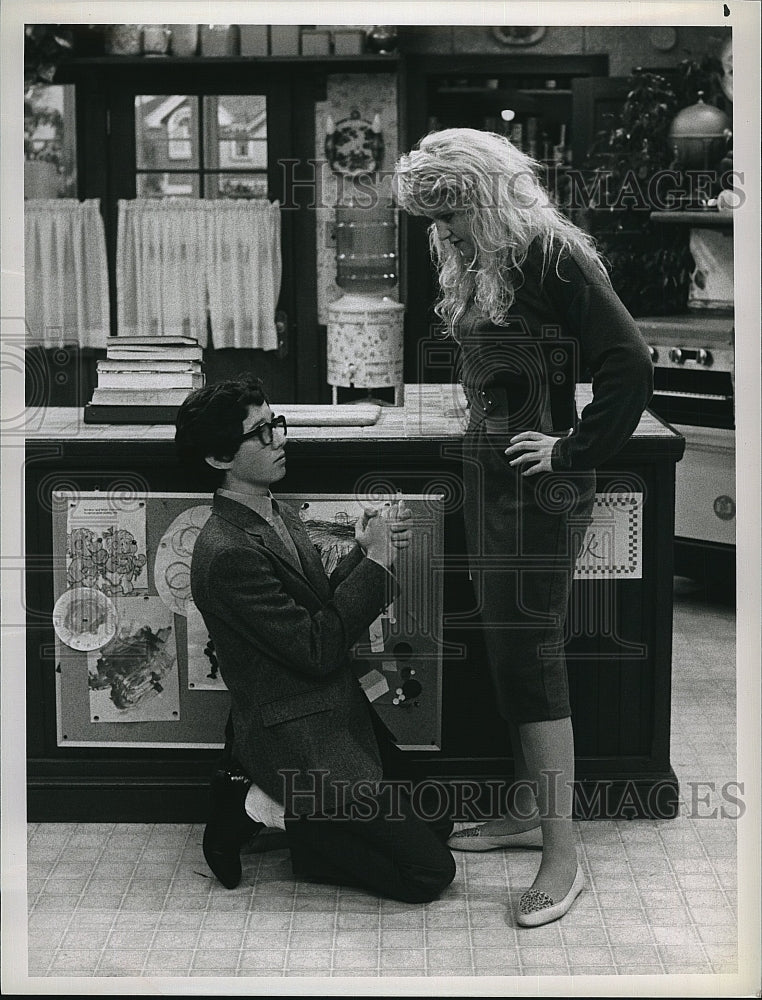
[25,385,685,821]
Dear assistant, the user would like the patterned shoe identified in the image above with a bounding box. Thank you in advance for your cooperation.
[516,864,585,927]
[447,824,543,852]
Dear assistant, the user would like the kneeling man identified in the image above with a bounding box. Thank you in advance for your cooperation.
[175,375,455,901]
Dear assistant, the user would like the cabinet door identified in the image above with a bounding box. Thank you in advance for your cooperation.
[571,76,630,168]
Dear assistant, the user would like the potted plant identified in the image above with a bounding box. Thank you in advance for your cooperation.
[579,55,727,316]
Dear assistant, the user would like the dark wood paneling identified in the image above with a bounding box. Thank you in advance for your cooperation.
[26,429,681,820]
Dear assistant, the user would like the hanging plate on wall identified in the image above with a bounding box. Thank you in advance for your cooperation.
[326,113,384,176]
[491,26,547,46]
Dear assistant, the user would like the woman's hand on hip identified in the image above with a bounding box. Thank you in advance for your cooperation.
[504,432,556,476]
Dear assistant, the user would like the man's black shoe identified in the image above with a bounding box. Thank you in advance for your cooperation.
[202,767,263,889]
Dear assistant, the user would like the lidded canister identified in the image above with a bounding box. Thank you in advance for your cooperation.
[326,293,404,389]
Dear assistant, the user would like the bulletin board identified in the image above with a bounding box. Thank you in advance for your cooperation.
[51,491,444,751]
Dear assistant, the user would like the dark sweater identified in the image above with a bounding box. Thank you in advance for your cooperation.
[457,241,654,471]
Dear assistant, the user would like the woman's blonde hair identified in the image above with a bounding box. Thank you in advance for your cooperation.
[393,128,607,335]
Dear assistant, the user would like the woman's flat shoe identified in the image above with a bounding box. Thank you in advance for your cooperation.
[447,824,542,852]
[516,864,585,927]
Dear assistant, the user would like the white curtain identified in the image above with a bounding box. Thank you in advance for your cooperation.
[205,201,281,350]
[24,199,110,348]
[117,200,210,344]
[117,199,281,349]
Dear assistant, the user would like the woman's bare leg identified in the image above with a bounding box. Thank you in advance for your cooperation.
[518,716,578,900]
[478,719,541,835]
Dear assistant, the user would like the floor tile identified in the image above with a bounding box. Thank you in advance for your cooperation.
[425,927,470,947]
[569,965,618,975]
[190,951,241,972]
[611,944,661,965]
[237,952,288,972]
[649,924,702,946]
[520,963,570,976]
[22,590,739,982]
[242,929,290,949]
[518,945,567,966]
[285,949,334,971]
[472,948,522,973]
[379,948,426,970]
[143,950,194,973]
[95,949,148,975]
[47,950,101,974]
[61,927,111,950]
[560,924,609,945]
[380,923,428,948]
[424,907,470,927]
[616,963,665,976]
[565,945,615,966]
[424,948,474,973]
[331,949,380,971]
[658,943,711,965]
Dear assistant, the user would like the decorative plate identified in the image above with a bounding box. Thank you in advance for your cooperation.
[329,117,381,176]
[491,26,547,46]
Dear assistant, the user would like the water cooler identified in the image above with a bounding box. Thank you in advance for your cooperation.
[327,203,405,405]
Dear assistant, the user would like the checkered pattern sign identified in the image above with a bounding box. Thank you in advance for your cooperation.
[574,493,643,580]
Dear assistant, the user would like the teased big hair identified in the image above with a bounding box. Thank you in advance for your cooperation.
[393,127,607,335]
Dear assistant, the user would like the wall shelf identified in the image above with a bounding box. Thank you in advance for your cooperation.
[437,86,572,96]
[54,53,401,82]
[650,210,734,227]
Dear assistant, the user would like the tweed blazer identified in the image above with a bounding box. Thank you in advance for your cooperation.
[190,492,396,815]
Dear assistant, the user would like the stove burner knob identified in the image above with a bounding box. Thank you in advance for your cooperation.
[696,348,713,366]
[648,345,659,363]
[669,348,684,364]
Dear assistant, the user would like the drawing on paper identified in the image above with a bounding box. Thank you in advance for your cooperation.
[186,601,228,691]
[52,586,118,651]
[66,497,148,595]
[87,596,180,723]
[154,505,213,615]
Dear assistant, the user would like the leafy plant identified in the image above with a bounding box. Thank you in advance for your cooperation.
[24,25,75,91]
[578,58,726,316]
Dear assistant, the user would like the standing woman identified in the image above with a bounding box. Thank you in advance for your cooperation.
[393,129,653,926]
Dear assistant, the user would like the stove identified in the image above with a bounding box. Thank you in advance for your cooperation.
[638,312,735,550]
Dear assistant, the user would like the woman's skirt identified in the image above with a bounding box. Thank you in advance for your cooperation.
[462,419,596,723]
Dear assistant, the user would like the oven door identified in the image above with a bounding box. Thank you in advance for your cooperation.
[672,424,736,546]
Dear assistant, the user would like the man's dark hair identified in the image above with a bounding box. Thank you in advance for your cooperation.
[175,373,267,475]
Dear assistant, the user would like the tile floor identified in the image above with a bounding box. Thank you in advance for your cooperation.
[26,580,742,983]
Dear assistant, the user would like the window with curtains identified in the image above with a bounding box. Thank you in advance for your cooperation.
[117,92,280,350]
[24,88,279,349]
[39,58,321,402]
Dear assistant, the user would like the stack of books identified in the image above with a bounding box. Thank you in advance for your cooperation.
[84,336,204,424]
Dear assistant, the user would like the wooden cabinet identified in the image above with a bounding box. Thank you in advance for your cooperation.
[25,391,685,822]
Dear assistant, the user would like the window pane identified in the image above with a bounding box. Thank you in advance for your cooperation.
[136,173,200,198]
[203,95,267,171]
[24,83,77,197]
[135,95,199,170]
[208,173,269,199]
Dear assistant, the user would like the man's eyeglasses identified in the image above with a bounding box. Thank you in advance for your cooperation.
[239,415,288,448]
